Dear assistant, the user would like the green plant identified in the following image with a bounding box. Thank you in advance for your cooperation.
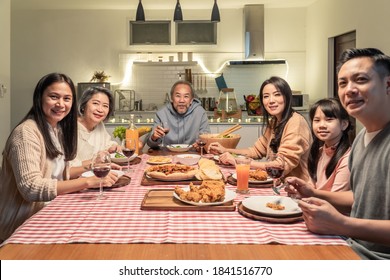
[113,126,126,141]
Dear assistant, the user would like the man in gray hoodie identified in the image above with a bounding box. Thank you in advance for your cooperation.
[147,80,210,148]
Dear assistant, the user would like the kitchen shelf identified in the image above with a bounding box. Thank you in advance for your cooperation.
[133,61,198,66]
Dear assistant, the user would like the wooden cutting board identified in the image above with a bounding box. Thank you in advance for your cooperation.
[141,189,236,211]
[141,172,227,186]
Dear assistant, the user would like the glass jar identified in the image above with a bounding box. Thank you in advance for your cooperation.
[217,88,238,114]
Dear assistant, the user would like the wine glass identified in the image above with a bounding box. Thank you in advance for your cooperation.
[265,152,285,195]
[160,121,170,147]
[196,138,206,156]
[91,150,111,200]
[122,138,137,172]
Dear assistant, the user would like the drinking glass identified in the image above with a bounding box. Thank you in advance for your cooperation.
[160,121,170,147]
[122,138,137,172]
[91,151,111,200]
[196,137,207,156]
[235,156,252,194]
[265,152,285,195]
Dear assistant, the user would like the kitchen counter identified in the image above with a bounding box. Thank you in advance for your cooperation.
[107,110,265,126]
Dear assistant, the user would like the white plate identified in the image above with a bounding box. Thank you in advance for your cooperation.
[175,154,201,165]
[146,156,173,165]
[166,144,192,153]
[110,152,137,163]
[242,196,302,217]
[82,169,125,178]
[231,173,273,184]
[173,187,236,206]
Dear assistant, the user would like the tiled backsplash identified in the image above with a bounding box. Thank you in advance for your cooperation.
[115,53,288,112]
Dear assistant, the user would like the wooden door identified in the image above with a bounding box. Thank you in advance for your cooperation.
[333,31,356,142]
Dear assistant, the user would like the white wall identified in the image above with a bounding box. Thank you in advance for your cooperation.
[305,0,390,131]
[0,0,11,162]
[10,7,306,128]
[306,0,390,101]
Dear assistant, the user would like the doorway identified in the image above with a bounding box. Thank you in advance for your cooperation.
[331,31,356,142]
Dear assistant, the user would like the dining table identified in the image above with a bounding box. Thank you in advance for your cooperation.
[0,148,360,260]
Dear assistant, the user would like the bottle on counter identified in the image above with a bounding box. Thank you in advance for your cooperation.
[126,114,139,155]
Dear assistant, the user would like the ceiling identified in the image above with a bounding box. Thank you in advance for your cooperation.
[12,0,317,10]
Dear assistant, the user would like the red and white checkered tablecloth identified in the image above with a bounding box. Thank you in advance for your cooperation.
[3,154,348,246]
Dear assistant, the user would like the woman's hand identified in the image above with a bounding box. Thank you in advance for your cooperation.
[208,142,226,154]
[110,162,122,170]
[108,144,119,153]
[86,171,118,189]
[219,152,236,166]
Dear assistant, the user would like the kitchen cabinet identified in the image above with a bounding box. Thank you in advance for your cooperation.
[176,21,217,45]
[129,21,171,45]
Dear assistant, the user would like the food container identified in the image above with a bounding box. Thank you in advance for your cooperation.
[199,133,241,151]
[217,88,238,114]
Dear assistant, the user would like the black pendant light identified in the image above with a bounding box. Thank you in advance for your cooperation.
[211,0,220,22]
[136,0,145,22]
[173,0,183,22]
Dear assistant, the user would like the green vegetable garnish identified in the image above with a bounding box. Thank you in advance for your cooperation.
[115,152,126,158]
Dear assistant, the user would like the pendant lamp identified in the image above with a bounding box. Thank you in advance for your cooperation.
[211,0,220,22]
[173,0,183,22]
[136,0,145,22]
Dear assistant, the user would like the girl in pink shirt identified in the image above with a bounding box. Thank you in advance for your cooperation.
[308,98,352,191]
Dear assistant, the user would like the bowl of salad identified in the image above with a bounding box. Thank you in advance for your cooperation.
[166,144,193,153]
[110,152,138,163]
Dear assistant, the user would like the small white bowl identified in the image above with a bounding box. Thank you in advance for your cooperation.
[110,152,137,163]
[175,154,201,165]
[166,144,192,153]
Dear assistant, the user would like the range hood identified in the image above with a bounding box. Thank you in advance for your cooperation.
[229,5,285,65]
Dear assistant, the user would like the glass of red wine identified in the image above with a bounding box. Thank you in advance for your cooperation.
[122,138,136,172]
[265,152,285,195]
[160,121,170,148]
[197,138,207,156]
[91,150,111,200]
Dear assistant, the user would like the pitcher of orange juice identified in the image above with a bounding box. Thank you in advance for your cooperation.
[235,156,252,194]
[125,114,139,155]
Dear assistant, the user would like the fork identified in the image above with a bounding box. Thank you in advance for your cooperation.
[272,181,288,195]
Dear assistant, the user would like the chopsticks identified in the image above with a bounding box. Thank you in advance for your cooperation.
[217,123,242,137]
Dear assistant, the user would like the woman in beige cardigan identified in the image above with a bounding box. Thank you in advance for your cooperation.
[0,73,118,242]
[209,76,312,182]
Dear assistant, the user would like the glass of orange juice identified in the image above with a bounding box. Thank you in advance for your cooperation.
[235,156,252,194]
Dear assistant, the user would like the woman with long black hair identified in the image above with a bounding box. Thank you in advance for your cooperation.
[209,76,312,182]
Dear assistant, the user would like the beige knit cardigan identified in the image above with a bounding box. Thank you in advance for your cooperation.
[0,119,68,242]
